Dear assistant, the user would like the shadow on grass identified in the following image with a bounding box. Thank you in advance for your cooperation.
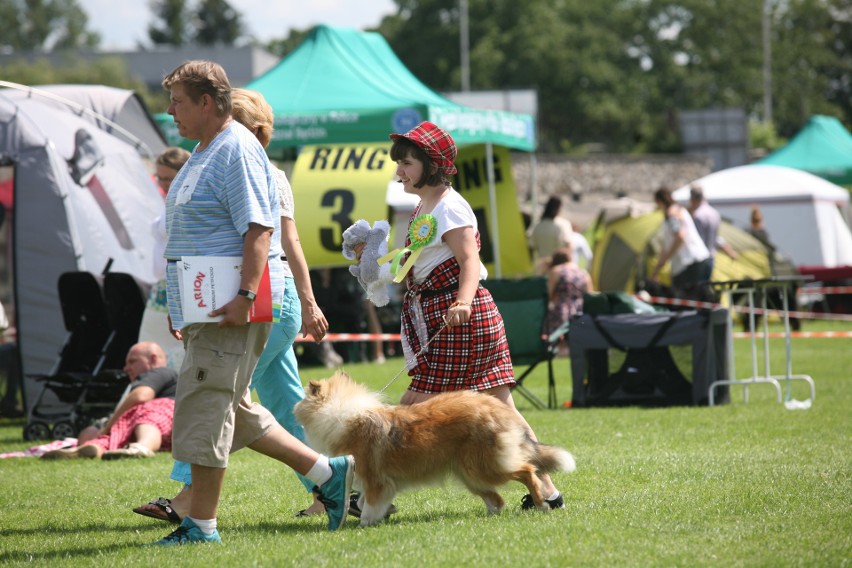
[0,546,132,565]
[0,520,314,562]
[249,506,481,533]
[0,507,479,561]
[0,417,25,444]
[0,522,172,563]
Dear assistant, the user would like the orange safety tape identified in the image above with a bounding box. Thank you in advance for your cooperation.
[797,286,852,295]
[295,333,402,343]
[732,331,852,339]
[297,329,852,342]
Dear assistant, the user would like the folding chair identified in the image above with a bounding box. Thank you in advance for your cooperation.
[484,277,568,409]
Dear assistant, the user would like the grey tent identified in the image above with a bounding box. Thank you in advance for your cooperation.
[1,83,167,159]
[0,90,164,412]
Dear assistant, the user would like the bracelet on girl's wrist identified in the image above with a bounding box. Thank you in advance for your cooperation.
[450,300,471,308]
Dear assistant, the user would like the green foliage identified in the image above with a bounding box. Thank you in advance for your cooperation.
[0,0,98,52]
[0,324,850,565]
[3,0,850,156]
[0,55,165,111]
[749,120,787,154]
[147,0,190,47]
[193,0,245,46]
[377,0,851,152]
[264,28,312,58]
[770,0,852,136]
[146,0,246,47]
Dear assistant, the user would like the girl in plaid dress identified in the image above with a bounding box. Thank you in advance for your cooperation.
[377,121,565,510]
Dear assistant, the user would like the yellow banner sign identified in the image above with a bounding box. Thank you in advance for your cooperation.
[453,144,532,277]
[291,142,531,276]
[291,144,395,267]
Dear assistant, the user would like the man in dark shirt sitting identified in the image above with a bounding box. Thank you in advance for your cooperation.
[42,342,177,460]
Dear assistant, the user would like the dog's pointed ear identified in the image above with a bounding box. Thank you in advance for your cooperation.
[307,380,322,397]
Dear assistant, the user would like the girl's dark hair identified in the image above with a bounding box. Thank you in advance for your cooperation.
[550,246,572,267]
[542,196,563,219]
[653,186,674,208]
[390,137,449,187]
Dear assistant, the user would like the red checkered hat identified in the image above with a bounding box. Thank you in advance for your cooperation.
[390,121,457,176]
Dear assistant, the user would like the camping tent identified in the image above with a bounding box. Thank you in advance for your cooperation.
[0,91,165,411]
[590,207,780,293]
[0,82,167,159]
[757,115,852,186]
[673,165,852,268]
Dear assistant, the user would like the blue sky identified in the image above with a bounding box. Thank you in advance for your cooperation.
[79,0,396,50]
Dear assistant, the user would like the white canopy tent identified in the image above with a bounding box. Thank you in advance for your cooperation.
[674,165,852,268]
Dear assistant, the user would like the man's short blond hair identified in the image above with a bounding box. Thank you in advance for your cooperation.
[162,60,232,117]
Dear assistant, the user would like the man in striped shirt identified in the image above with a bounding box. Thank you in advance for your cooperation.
[153,60,352,546]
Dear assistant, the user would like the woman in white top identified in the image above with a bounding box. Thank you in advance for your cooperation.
[529,195,573,260]
[649,186,711,292]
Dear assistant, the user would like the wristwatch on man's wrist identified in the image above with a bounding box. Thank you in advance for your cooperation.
[237,288,257,301]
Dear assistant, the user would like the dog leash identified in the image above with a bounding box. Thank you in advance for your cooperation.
[379,322,447,393]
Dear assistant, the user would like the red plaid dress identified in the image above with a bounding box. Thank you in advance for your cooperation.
[402,256,515,393]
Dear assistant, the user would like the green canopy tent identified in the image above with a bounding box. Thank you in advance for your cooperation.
[154,25,537,276]
[758,115,852,186]
[244,25,536,152]
[155,25,535,151]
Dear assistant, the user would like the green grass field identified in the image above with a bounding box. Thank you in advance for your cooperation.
[0,320,849,566]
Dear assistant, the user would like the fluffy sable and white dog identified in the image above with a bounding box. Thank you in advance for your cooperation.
[294,371,576,526]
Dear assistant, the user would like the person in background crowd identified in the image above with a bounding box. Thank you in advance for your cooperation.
[650,186,711,297]
[41,342,176,460]
[530,194,573,264]
[543,245,594,341]
[570,229,593,270]
[747,205,770,244]
[745,204,801,331]
[0,299,22,418]
[688,183,737,280]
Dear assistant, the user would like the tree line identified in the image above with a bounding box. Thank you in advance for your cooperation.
[1,0,849,154]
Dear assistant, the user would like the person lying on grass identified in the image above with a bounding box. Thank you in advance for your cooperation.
[42,341,176,460]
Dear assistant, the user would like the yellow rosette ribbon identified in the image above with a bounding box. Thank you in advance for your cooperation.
[378,214,438,283]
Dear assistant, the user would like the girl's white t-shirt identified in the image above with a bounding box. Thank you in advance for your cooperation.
[411,188,488,283]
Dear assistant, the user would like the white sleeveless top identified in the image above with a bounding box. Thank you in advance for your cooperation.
[663,205,710,276]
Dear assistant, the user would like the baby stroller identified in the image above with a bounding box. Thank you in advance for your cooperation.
[23,270,147,441]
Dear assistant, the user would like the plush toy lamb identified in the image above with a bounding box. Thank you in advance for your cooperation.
[342,219,394,307]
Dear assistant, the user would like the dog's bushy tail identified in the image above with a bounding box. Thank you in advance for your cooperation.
[532,443,576,474]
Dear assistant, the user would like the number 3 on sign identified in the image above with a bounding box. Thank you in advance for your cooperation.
[319,188,355,252]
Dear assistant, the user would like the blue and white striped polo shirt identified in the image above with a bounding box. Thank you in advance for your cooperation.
[164,121,284,329]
